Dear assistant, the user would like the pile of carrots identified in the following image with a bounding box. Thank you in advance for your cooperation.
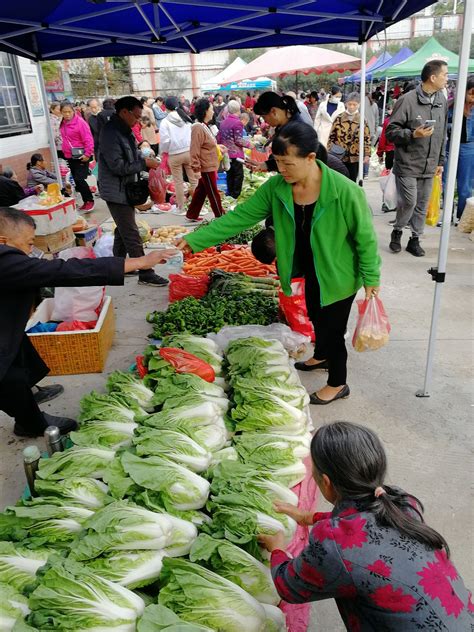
[183,246,276,277]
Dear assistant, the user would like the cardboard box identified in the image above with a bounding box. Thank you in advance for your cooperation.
[26,296,115,375]
[75,226,98,248]
[18,198,77,235]
[34,226,75,257]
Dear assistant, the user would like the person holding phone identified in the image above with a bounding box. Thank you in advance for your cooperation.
[386,60,448,257]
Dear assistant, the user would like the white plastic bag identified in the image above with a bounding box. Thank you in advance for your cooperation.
[379,170,397,210]
[94,233,114,257]
[51,247,104,322]
[207,324,311,354]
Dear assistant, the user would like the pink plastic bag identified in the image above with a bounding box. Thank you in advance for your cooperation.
[51,247,105,322]
[352,296,391,352]
[279,278,315,342]
[148,167,166,204]
[160,152,171,176]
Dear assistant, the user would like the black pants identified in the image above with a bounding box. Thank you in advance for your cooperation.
[226,159,244,199]
[385,150,394,171]
[345,161,359,183]
[0,338,48,432]
[304,269,355,387]
[106,201,151,277]
[68,159,93,204]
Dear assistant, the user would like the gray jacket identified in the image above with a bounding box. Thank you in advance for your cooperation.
[26,167,57,188]
[98,114,145,205]
[386,84,447,178]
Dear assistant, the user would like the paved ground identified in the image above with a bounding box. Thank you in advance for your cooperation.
[0,177,472,631]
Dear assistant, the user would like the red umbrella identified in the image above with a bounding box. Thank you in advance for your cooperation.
[223,45,360,83]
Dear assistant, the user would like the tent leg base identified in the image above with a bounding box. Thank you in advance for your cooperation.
[415,389,430,398]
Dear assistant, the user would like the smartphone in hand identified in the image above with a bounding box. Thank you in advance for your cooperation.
[423,119,436,129]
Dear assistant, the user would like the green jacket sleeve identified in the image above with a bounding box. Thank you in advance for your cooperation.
[185,177,274,252]
[343,185,381,287]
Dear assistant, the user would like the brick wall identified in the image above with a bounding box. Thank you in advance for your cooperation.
[0,146,52,188]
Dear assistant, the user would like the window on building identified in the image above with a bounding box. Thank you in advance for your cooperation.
[0,52,32,137]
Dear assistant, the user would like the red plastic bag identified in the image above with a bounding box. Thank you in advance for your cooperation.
[278,278,315,342]
[148,167,166,204]
[169,273,210,302]
[352,296,391,352]
[160,152,171,176]
[136,355,148,379]
[159,347,215,382]
[56,320,97,332]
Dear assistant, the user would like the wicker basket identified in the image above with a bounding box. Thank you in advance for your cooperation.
[27,296,115,375]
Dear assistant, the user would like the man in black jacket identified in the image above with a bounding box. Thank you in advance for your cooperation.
[99,96,167,287]
[0,207,173,438]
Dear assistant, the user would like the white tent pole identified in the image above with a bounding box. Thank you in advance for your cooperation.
[381,76,388,121]
[36,61,62,184]
[416,0,472,398]
[357,40,367,185]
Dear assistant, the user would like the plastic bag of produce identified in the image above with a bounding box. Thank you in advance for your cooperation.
[352,296,391,352]
[94,233,114,257]
[148,167,166,204]
[159,347,215,382]
[278,279,315,342]
[379,169,397,211]
[51,247,104,322]
[425,175,441,227]
[207,323,311,354]
[169,273,210,302]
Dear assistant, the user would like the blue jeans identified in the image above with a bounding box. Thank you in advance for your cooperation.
[443,143,474,218]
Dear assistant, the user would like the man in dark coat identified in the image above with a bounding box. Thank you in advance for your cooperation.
[98,96,168,287]
[0,207,173,438]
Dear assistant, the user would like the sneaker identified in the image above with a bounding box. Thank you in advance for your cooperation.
[33,384,64,405]
[389,229,403,253]
[406,236,425,257]
[138,272,169,287]
[79,201,95,213]
[14,412,77,438]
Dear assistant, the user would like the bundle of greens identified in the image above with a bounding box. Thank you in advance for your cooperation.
[33,477,112,509]
[84,549,166,589]
[151,373,226,408]
[225,337,294,381]
[158,558,269,632]
[229,396,309,435]
[237,171,270,204]
[0,542,50,592]
[70,420,137,450]
[208,270,280,297]
[192,221,264,246]
[79,391,148,423]
[133,429,212,473]
[27,556,145,630]
[146,292,278,339]
[232,433,310,470]
[231,375,310,410]
[36,447,116,481]
[106,371,155,411]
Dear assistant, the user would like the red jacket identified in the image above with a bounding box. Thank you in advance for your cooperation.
[377,117,395,157]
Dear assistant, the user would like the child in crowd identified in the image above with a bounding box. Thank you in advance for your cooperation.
[258,421,472,631]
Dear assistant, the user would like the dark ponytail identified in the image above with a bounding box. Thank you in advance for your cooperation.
[311,421,450,557]
[254,91,299,118]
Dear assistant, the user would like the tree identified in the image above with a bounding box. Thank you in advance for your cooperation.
[433,0,464,15]
[159,69,188,94]
[41,61,62,83]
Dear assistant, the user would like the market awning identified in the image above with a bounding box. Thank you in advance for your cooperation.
[201,57,247,92]
[380,36,474,78]
[370,47,413,80]
[344,52,390,83]
[0,1,438,61]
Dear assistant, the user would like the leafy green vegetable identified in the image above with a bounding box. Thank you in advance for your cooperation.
[158,335,223,374]
[233,432,310,469]
[162,391,229,415]
[158,558,268,632]
[0,503,93,547]
[151,373,225,408]
[0,542,50,592]
[121,452,210,511]
[27,556,145,630]
[34,477,111,509]
[231,375,309,409]
[79,391,148,423]
[70,420,137,450]
[190,534,279,605]
[133,491,211,528]
[230,396,308,434]
[107,371,155,411]
[137,604,214,632]
[139,403,228,453]
[262,604,287,631]
[84,550,165,589]
[36,447,116,481]
[133,429,211,473]
[0,583,29,631]
[226,338,291,380]
[103,454,141,500]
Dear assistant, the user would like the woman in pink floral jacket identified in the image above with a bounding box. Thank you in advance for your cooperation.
[259,422,472,631]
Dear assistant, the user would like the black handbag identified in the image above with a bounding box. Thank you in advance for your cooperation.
[125,178,149,206]
[328,143,346,160]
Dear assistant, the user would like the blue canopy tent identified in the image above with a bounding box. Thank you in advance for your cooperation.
[0,0,470,398]
[369,46,413,120]
[344,51,392,83]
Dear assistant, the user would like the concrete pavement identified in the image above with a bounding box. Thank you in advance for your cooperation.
[0,176,472,631]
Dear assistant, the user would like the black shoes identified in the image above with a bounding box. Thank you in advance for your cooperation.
[406,236,425,257]
[389,229,403,253]
[138,272,169,287]
[310,384,350,405]
[33,384,64,405]
[14,412,77,438]
[294,359,329,372]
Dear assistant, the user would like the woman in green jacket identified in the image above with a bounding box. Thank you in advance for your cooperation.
[179,121,381,404]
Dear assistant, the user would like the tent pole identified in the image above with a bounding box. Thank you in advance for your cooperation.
[36,61,62,184]
[416,0,472,398]
[357,40,367,185]
[381,76,388,121]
